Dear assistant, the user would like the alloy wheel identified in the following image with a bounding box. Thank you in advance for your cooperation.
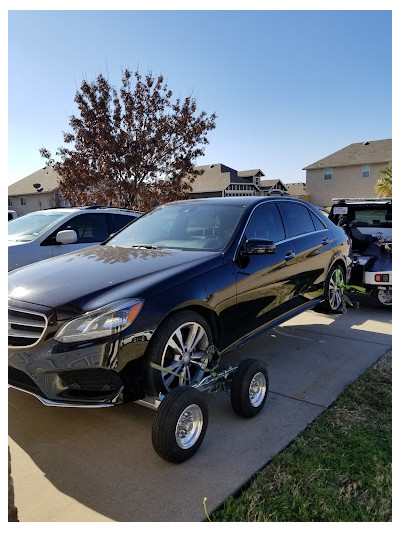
[328,268,344,311]
[160,322,209,391]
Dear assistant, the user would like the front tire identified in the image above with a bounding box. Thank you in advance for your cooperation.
[152,386,208,463]
[145,311,213,395]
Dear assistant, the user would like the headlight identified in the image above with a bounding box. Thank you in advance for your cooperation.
[54,299,144,343]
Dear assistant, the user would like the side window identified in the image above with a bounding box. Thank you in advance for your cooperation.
[278,202,315,238]
[57,213,110,243]
[112,214,136,232]
[310,210,327,231]
[245,203,285,243]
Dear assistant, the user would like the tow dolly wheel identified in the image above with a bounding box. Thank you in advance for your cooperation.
[152,386,209,463]
[231,359,268,418]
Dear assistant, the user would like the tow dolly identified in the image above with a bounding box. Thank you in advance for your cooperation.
[135,346,269,463]
[139,278,365,463]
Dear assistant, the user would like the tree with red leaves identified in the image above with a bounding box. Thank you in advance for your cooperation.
[40,70,216,209]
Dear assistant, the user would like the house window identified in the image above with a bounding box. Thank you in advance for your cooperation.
[8,198,12,206]
[20,196,27,206]
[323,168,333,181]
[362,165,370,178]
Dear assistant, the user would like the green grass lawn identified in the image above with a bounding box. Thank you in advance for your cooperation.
[211,350,392,522]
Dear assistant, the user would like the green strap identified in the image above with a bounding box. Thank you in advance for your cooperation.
[149,361,188,380]
[149,361,218,387]
[338,280,367,293]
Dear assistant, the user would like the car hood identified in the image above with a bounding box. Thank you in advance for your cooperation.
[8,245,222,314]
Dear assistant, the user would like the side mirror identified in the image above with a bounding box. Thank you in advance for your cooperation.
[245,238,276,255]
[56,229,78,245]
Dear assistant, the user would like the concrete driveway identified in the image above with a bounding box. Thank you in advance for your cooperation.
[8,301,391,522]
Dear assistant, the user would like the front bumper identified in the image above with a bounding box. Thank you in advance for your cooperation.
[8,382,116,408]
[8,336,128,406]
[8,318,151,407]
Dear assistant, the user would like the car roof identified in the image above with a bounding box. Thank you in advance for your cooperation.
[27,208,142,216]
[164,196,309,207]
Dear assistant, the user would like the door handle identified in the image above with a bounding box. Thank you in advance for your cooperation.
[321,237,329,245]
[284,251,296,261]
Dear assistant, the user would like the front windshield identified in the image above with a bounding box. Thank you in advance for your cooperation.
[8,212,66,242]
[107,203,246,251]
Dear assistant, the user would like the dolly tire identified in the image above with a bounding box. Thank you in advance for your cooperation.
[231,359,268,418]
[152,386,208,463]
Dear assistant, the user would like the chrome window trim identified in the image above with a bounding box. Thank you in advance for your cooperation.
[8,306,48,349]
[234,199,330,259]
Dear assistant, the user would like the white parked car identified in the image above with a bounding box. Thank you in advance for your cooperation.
[8,207,142,271]
[8,210,17,221]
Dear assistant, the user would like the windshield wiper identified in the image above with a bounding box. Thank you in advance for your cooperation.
[131,244,160,249]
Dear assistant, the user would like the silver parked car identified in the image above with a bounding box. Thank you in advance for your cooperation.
[8,207,142,271]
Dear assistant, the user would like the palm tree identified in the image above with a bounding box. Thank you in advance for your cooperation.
[376,163,392,197]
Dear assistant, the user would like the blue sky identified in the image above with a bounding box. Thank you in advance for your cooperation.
[8,9,392,185]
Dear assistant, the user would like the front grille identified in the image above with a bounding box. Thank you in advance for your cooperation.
[8,366,43,396]
[59,368,123,393]
[8,307,47,348]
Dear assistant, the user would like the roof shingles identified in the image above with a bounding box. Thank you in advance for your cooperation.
[303,139,392,170]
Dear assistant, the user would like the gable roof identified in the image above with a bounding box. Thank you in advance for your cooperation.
[191,164,263,192]
[260,179,287,191]
[8,166,60,196]
[237,169,265,178]
[190,164,236,193]
[285,182,307,195]
[303,139,392,170]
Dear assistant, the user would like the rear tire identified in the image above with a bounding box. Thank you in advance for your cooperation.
[321,264,345,313]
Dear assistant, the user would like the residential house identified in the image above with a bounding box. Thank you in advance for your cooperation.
[303,139,392,206]
[284,182,310,201]
[188,164,288,198]
[8,166,67,216]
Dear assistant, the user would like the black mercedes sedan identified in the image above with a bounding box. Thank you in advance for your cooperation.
[9,196,350,408]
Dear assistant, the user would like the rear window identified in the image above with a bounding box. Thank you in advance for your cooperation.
[352,208,392,228]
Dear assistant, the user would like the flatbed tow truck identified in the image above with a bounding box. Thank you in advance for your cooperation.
[329,197,392,307]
